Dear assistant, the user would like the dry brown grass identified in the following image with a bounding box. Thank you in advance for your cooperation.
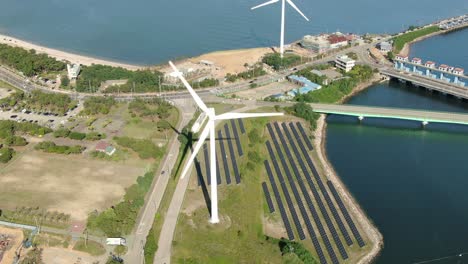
[0,151,146,220]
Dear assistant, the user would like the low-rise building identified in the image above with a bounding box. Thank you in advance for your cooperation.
[377,41,392,52]
[335,55,355,72]
[327,34,349,49]
[395,54,409,62]
[425,61,436,68]
[67,64,81,79]
[453,68,465,75]
[95,141,116,156]
[286,75,322,97]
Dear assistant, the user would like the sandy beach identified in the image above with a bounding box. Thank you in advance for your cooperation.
[0,34,142,70]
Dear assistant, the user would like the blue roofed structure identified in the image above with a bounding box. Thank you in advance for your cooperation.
[287,75,322,97]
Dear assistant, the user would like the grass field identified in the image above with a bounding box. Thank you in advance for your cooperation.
[0,150,147,220]
[171,116,288,263]
[393,26,440,53]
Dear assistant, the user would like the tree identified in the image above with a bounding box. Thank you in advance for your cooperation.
[61,75,70,88]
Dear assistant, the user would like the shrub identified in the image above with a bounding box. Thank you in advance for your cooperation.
[114,137,162,159]
[0,148,14,163]
[69,132,86,140]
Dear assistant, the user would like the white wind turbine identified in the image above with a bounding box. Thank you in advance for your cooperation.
[251,0,309,58]
[169,61,283,223]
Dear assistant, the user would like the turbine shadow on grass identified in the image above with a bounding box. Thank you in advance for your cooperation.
[170,124,234,180]
[194,157,211,216]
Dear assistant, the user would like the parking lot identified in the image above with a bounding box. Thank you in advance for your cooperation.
[0,101,84,129]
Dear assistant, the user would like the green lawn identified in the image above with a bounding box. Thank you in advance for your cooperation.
[73,239,106,256]
[122,107,179,140]
[393,26,440,53]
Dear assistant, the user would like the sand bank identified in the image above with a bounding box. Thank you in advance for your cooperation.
[0,34,142,70]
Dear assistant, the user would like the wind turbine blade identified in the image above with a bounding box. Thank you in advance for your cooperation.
[180,125,210,179]
[168,61,210,113]
[215,112,283,120]
[251,0,279,10]
[286,0,309,21]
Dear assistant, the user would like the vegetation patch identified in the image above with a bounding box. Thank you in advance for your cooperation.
[0,44,66,76]
[114,136,163,159]
[87,170,155,236]
[225,64,266,82]
[35,141,85,154]
[73,239,106,256]
[53,128,106,141]
[262,53,302,70]
[81,97,116,115]
[392,26,440,53]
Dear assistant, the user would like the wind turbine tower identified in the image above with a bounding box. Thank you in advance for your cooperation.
[251,0,309,58]
[169,61,283,223]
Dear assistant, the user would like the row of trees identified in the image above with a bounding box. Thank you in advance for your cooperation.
[82,97,116,115]
[35,141,85,154]
[0,44,66,76]
[27,90,76,115]
[262,53,302,70]
[0,120,52,138]
[128,98,173,120]
[53,128,106,141]
[87,171,155,236]
[225,65,267,82]
[75,64,167,93]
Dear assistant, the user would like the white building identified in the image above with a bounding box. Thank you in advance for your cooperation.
[377,41,392,52]
[301,35,330,53]
[335,55,355,72]
[67,64,81,79]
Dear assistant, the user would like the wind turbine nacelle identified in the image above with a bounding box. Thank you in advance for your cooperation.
[191,112,208,133]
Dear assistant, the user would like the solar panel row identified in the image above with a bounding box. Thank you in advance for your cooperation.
[264,160,294,240]
[289,122,355,247]
[267,124,328,264]
[279,122,348,261]
[218,130,232,185]
[265,141,306,240]
[203,144,212,185]
[224,124,241,184]
[230,119,244,157]
[296,122,314,151]
[238,119,246,134]
[327,180,366,248]
[262,182,275,213]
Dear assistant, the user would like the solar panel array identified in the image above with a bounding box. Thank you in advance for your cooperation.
[296,122,314,151]
[262,121,367,264]
[224,124,241,184]
[196,120,245,187]
[262,182,275,213]
[230,119,244,156]
[238,119,246,134]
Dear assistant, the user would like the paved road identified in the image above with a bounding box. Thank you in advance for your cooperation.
[124,98,195,264]
[311,102,468,125]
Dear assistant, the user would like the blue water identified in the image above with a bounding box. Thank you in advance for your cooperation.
[326,29,468,264]
[0,0,467,64]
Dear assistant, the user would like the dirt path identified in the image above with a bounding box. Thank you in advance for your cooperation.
[0,226,23,264]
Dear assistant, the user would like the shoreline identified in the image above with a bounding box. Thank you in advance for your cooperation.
[313,75,385,263]
[0,33,143,70]
[399,25,468,57]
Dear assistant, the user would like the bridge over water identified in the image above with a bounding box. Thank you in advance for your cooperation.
[380,68,468,100]
[310,103,468,126]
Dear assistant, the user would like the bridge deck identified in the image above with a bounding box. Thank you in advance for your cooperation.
[311,103,468,125]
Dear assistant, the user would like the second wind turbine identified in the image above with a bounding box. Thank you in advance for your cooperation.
[251,0,309,58]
